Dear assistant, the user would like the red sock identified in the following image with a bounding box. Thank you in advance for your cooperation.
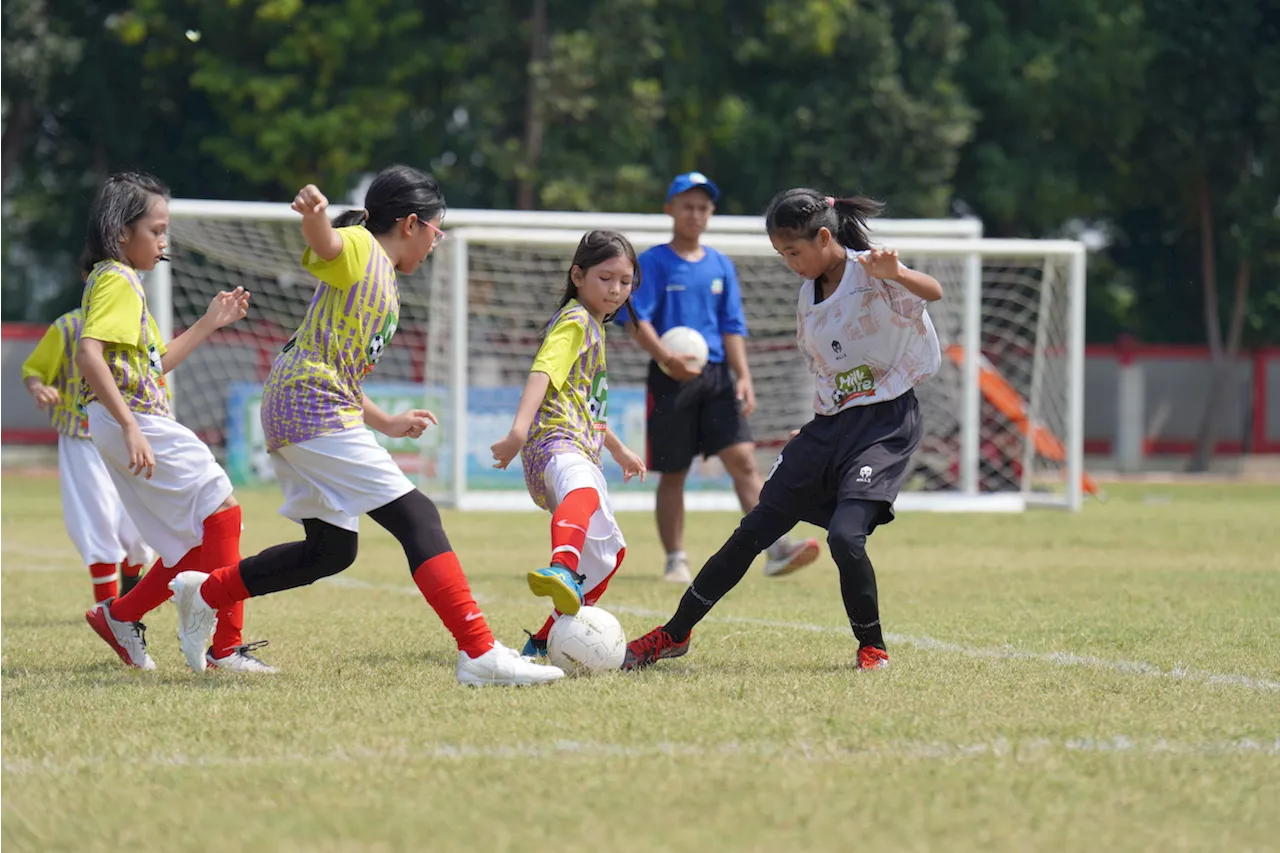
[89,563,117,603]
[201,506,245,656]
[532,614,555,643]
[550,488,600,574]
[109,547,202,622]
[584,547,625,607]
[120,561,144,580]
[199,563,250,610]
[411,551,494,658]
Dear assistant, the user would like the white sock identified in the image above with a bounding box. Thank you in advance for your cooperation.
[666,551,687,566]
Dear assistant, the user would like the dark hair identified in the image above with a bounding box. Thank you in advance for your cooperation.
[553,229,640,328]
[84,172,170,266]
[78,248,95,279]
[764,188,884,251]
[333,164,446,232]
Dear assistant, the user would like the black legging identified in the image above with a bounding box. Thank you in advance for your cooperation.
[240,490,453,597]
[664,499,886,649]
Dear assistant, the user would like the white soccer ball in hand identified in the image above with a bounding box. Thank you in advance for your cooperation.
[547,606,627,675]
[659,326,709,376]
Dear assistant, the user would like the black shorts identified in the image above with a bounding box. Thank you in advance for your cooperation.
[646,360,753,473]
[759,390,922,529]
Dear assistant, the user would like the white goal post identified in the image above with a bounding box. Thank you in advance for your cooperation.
[151,201,1084,515]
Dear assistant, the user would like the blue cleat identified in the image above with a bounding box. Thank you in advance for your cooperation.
[526,565,585,616]
[521,630,549,659]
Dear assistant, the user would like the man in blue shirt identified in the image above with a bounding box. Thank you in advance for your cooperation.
[619,172,820,582]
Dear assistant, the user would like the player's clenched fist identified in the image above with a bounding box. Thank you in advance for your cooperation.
[292,184,328,217]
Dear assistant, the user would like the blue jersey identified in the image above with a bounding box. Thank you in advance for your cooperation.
[615,244,747,364]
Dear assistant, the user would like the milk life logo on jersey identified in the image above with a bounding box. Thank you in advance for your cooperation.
[587,371,609,430]
[834,364,876,403]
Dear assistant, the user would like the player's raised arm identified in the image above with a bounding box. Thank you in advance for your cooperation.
[292,184,343,261]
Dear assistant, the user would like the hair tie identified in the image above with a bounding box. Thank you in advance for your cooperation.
[825,196,835,207]
[360,208,370,223]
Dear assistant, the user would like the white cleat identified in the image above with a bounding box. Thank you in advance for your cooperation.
[169,571,218,672]
[457,641,565,687]
[762,536,821,578]
[85,599,156,670]
[207,641,278,674]
[663,554,692,584]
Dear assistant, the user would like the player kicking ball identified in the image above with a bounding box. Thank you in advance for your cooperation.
[623,188,944,672]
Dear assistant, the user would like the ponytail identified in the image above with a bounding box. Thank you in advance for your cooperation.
[332,208,371,229]
[830,196,884,251]
[338,165,446,234]
[764,187,884,250]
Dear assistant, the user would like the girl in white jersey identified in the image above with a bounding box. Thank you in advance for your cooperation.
[169,165,563,687]
[624,188,943,672]
[489,230,647,657]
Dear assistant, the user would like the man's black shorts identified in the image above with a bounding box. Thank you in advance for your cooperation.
[645,360,753,473]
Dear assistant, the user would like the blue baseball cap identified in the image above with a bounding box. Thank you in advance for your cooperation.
[666,171,720,203]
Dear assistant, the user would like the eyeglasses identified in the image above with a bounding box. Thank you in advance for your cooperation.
[398,215,446,242]
[423,219,446,242]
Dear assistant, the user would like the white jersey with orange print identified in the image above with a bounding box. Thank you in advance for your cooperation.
[796,248,941,416]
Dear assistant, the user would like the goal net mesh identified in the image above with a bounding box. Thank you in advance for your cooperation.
[162,216,1074,502]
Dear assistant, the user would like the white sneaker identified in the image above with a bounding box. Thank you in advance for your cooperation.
[663,554,692,584]
[169,571,218,672]
[457,641,565,687]
[762,536,821,577]
[85,599,156,670]
[207,641,278,674]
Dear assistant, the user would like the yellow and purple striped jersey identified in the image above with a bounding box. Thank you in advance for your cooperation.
[260,226,400,451]
[22,308,89,438]
[520,300,609,509]
[78,261,171,418]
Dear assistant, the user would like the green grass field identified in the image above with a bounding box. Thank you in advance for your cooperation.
[3,474,1278,853]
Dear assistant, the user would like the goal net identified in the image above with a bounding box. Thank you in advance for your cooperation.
[154,203,1084,512]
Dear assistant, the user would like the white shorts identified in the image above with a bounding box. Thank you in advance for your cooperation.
[87,403,233,567]
[58,435,155,568]
[271,428,416,532]
[542,452,626,597]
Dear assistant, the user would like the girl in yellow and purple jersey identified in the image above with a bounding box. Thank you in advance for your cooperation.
[23,255,154,603]
[77,172,275,674]
[490,230,647,657]
[172,165,563,686]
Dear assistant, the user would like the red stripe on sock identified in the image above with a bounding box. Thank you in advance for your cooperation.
[109,547,202,622]
[412,552,494,659]
[550,488,600,573]
[89,562,117,603]
[120,561,144,579]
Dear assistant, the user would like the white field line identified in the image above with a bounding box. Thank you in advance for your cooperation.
[4,735,1277,777]
[320,576,1280,693]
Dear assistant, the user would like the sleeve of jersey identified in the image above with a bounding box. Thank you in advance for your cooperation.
[618,250,662,325]
[81,273,144,347]
[717,254,749,336]
[21,324,65,382]
[301,226,371,290]
[529,318,586,391]
[876,274,928,320]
